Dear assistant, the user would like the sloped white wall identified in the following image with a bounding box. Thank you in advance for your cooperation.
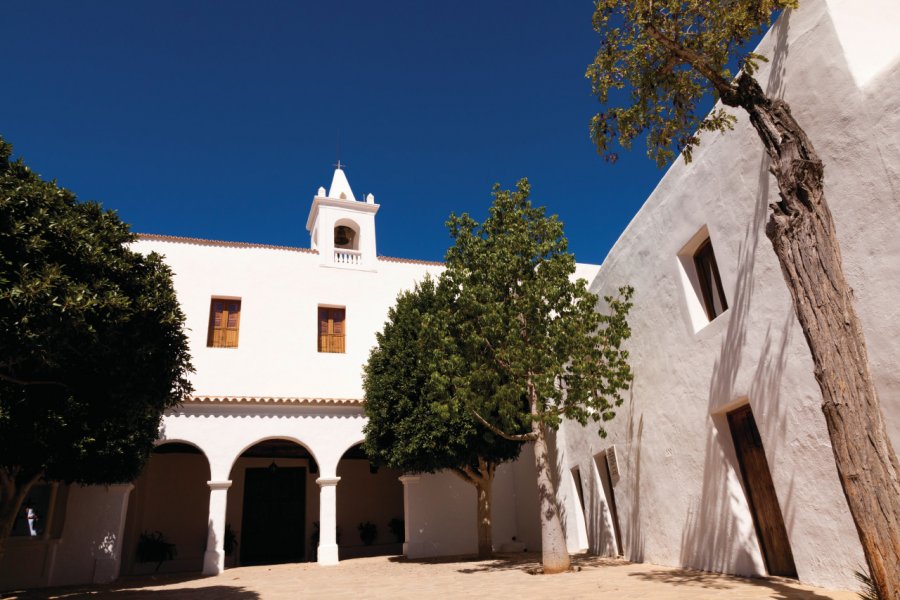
[559,0,900,590]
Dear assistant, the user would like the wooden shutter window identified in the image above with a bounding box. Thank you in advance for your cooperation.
[693,238,728,321]
[318,307,346,353]
[208,299,241,348]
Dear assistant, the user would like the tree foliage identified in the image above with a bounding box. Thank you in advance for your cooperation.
[0,136,192,552]
[444,179,633,439]
[363,276,522,475]
[443,179,633,573]
[363,275,522,558]
[587,0,796,165]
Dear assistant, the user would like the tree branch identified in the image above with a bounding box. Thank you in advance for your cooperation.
[471,410,536,442]
[0,468,15,504]
[452,468,475,485]
[0,373,69,389]
[462,464,484,485]
[644,22,738,103]
[482,338,510,370]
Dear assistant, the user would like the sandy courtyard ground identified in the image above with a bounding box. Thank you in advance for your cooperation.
[4,554,859,600]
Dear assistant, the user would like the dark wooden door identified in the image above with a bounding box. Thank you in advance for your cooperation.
[596,452,624,556]
[727,405,797,578]
[240,467,306,565]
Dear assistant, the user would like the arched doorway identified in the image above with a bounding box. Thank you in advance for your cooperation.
[122,441,211,575]
[336,444,404,559]
[227,438,319,566]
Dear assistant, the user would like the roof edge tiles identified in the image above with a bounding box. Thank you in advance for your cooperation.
[377,255,444,267]
[136,233,319,254]
[135,233,445,265]
[184,395,363,405]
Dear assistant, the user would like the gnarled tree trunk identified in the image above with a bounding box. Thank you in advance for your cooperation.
[731,73,900,599]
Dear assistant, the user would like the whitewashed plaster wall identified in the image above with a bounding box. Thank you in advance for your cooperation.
[558,0,900,591]
[39,485,131,588]
[133,236,444,401]
[158,404,366,483]
[402,444,542,559]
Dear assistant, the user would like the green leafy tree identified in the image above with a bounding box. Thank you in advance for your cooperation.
[587,1,900,595]
[363,276,523,559]
[0,137,193,558]
[443,179,634,574]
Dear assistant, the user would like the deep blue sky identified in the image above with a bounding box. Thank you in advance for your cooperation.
[3,1,684,264]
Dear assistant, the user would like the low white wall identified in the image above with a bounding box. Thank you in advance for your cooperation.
[405,447,542,559]
[49,484,132,587]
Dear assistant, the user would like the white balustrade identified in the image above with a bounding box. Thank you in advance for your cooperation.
[334,249,362,265]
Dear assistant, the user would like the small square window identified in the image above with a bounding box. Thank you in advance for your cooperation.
[693,238,728,320]
[318,307,346,353]
[207,298,241,348]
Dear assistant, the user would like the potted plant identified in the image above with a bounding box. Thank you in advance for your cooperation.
[136,530,176,572]
[388,518,404,544]
[224,524,238,567]
[358,521,377,546]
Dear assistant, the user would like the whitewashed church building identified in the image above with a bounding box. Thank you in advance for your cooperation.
[1,0,898,593]
[1,163,572,589]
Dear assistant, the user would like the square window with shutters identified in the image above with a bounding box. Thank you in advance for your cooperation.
[693,238,728,321]
[318,307,346,353]
[207,298,241,348]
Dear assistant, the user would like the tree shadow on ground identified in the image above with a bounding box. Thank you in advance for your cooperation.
[6,573,259,600]
[629,568,840,599]
[391,551,630,575]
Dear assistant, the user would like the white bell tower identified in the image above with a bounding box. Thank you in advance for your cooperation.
[306,163,379,271]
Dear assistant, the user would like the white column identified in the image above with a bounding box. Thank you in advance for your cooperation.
[399,475,419,557]
[92,483,134,584]
[203,480,232,576]
[316,477,341,566]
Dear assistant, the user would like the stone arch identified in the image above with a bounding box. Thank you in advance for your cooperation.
[121,440,212,575]
[152,437,208,455]
[226,437,320,566]
[228,435,321,475]
[333,218,360,251]
[335,442,404,558]
[337,438,366,460]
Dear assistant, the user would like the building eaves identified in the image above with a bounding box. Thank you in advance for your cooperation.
[136,233,319,254]
[136,233,444,265]
[184,395,363,406]
[377,255,444,267]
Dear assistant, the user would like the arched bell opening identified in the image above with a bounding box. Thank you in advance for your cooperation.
[226,438,320,567]
[336,443,404,559]
[333,219,360,251]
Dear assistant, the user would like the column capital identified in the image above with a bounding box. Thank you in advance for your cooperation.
[316,477,341,488]
[399,475,420,485]
[207,480,232,491]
